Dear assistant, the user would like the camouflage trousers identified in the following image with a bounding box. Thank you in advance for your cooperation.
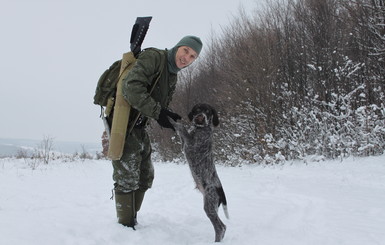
[112,128,154,193]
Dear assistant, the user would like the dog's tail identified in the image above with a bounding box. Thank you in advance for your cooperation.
[217,187,229,219]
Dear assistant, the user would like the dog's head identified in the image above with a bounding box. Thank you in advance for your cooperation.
[188,103,219,127]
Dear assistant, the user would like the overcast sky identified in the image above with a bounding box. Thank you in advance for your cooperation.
[0,0,262,143]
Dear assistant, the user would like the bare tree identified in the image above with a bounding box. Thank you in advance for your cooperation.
[149,0,385,163]
[37,135,54,164]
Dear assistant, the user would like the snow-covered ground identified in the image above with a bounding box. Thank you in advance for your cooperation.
[1,155,384,245]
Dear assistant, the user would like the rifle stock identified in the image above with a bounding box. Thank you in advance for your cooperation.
[130,17,152,56]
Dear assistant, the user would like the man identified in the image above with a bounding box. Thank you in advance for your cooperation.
[111,35,203,228]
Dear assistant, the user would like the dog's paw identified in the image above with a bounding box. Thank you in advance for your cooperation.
[214,224,226,242]
[174,122,185,132]
[167,116,177,126]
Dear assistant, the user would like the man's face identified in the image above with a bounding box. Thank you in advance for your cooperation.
[175,46,198,69]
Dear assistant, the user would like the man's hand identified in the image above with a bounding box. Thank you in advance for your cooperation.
[156,108,182,130]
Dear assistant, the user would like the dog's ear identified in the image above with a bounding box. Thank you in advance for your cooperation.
[188,110,194,121]
[211,107,219,127]
[188,104,199,121]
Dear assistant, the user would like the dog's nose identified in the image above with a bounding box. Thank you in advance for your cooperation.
[195,114,205,123]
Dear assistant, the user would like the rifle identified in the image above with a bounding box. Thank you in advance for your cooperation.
[107,17,152,160]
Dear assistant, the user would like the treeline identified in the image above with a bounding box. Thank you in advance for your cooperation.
[149,0,385,164]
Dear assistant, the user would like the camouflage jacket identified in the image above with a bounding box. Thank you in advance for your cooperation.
[122,48,177,121]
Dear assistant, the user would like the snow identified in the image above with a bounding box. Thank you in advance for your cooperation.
[1,155,385,245]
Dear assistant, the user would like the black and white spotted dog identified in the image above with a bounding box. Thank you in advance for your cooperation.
[169,103,229,242]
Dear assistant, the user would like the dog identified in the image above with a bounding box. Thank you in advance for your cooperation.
[169,103,229,242]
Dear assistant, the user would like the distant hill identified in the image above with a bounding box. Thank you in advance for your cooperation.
[0,138,102,157]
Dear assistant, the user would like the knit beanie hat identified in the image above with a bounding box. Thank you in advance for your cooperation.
[167,35,203,74]
[175,35,203,55]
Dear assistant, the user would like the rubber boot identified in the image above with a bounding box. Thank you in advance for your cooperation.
[134,189,146,225]
[135,190,146,212]
[115,191,136,228]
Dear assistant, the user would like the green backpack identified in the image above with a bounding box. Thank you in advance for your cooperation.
[93,48,165,119]
[93,59,122,107]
